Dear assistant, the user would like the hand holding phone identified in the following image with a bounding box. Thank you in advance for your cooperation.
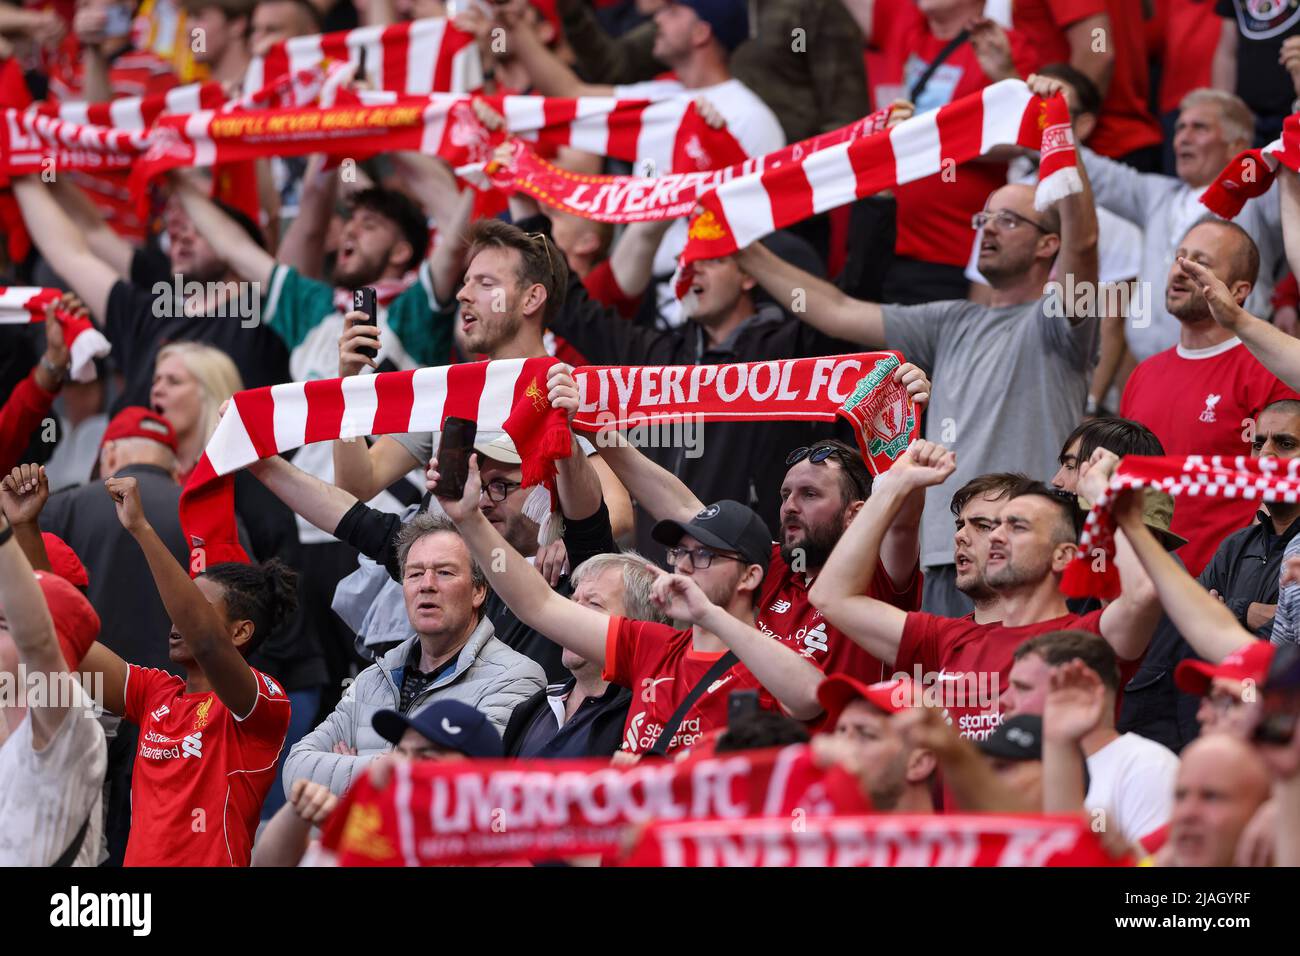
[430,417,478,501]
[352,288,379,362]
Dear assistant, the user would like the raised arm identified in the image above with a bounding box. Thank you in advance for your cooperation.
[1211,17,1237,92]
[12,177,120,323]
[389,151,473,304]
[252,779,338,867]
[1279,167,1300,292]
[1096,526,1161,661]
[734,241,885,346]
[608,218,676,299]
[492,1,611,98]
[546,365,605,520]
[49,178,134,277]
[1179,253,1300,391]
[0,513,77,747]
[809,440,955,666]
[1041,661,1104,814]
[838,0,874,44]
[1,464,53,572]
[105,476,259,718]
[172,174,277,286]
[276,155,338,279]
[434,454,611,665]
[248,454,361,536]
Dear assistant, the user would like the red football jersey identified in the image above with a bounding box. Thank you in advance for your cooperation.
[122,664,291,867]
[867,2,1037,267]
[758,543,921,684]
[895,609,1105,739]
[1012,0,1106,73]
[1083,0,1163,157]
[604,617,774,755]
[1121,339,1300,576]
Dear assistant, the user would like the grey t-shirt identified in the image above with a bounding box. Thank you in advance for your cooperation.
[391,428,596,466]
[883,297,1098,568]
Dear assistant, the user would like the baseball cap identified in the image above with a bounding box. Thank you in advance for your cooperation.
[371,700,503,758]
[33,570,100,668]
[1076,488,1187,552]
[652,500,772,572]
[42,533,89,589]
[977,714,1043,761]
[101,406,179,454]
[1175,640,1276,697]
[473,433,522,466]
[675,0,749,52]
[818,674,915,726]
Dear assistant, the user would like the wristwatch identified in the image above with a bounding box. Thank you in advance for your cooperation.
[39,354,68,385]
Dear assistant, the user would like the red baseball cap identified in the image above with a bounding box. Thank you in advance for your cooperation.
[818,674,916,727]
[33,570,100,668]
[1174,640,1276,697]
[41,532,89,589]
[101,406,178,454]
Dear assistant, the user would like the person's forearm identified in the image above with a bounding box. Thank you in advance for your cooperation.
[1089,310,1129,406]
[1056,147,1100,318]
[12,177,114,323]
[1280,171,1300,284]
[595,440,701,523]
[174,178,276,284]
[362,0,395,26]
[80,46,112,102]
[276,158,337,278]
[1211,21,1237,92]
[50,178,132,277]
[810,478,907,614]
[332,438,382,501]
[1277,775,1300,867]
[0,523,61,664]
[556,435,603,521]
[1042,738,1087,813]
[1066,16,1114,97]
[131,522,228,656]
[506,21,586,98]
[735,242,882,345]
[608,218,674,297]
[251,805,315,867]
[1224,304,1300,391]
[699,605,823,720]
[1117,509,1252,662]
[429,186,474,304]
[249,455,358,535]
[12,519,51,572]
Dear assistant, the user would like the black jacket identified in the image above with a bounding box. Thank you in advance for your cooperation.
[548,269,863,556]
[502,679,631,759]
[1197,511,1300,641]
[332,499,619,685]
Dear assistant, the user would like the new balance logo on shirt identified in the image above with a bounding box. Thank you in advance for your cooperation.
[768,599,793,614]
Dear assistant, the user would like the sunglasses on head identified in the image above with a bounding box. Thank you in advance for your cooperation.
[785,445,870,499]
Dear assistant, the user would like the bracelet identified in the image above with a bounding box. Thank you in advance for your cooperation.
[39,355,68,385]
[0,521,13,549]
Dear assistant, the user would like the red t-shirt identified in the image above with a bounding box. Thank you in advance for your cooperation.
[757,543,922,684]
[895,609,1105,739]
[122,664,291,867]
[1120,340,1300,576]
[867,2,1037,266]
[1012,0,1106,70]
[604,617,774,754]
[1157,0,1221,114]
[1085,0,1163,157]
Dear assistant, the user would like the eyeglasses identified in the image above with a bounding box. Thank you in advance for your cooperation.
[971,210,1050,234]
[666,545,743,570]
[481,477,521,502]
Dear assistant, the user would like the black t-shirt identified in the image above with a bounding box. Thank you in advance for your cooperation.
[104,261,290,414]
[1217,0,1300,124]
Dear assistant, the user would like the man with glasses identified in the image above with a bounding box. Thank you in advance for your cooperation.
[736,72,1102,618]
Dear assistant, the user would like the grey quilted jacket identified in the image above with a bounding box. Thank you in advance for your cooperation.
[283,616,545,795]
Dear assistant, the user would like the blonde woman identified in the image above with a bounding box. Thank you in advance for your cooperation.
[150,342,243,484]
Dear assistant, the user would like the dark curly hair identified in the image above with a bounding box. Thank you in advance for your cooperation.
[201,559,299,656]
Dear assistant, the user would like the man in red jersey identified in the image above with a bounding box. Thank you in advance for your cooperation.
[580,361,931,689]
[1120,220,1299,576]
[809,439,1161,743]
[78,478,294,866]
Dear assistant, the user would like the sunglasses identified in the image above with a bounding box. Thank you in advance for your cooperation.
[786,445,870,499]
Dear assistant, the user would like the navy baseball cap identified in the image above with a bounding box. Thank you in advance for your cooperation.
[675,0,749,52]
[652,500,772,572]
[372,700,503,758]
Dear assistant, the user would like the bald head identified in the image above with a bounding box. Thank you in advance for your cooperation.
[1167,736,1271,867]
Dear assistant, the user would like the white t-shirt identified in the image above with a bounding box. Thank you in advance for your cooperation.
[1085,732,1179,844]
[614,77,786,327]
[0,689,106,866]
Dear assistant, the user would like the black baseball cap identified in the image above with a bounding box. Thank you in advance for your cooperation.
[372,700,503,759]
[977,714,1043,762]
[652,500,772,572]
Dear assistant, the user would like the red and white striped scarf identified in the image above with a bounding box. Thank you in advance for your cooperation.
[1200,113,1300,220]
[1062,454,1300,599]
[243,16,483,100]
[679,80,1080,268]
[179,352,917,569]
[0,287,111,382]
[472,103,896,223]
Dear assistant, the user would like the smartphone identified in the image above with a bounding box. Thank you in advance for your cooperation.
[728,689,761,729]
[103,3,132,38]
[351,287,379,363]
[430,417,478,499]
[1254,644,1300,746]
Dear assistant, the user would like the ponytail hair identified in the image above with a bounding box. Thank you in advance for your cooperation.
[201,559,299,655]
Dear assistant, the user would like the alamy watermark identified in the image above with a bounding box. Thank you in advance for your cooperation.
[152,275,261,329]
[591,409,706,459]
